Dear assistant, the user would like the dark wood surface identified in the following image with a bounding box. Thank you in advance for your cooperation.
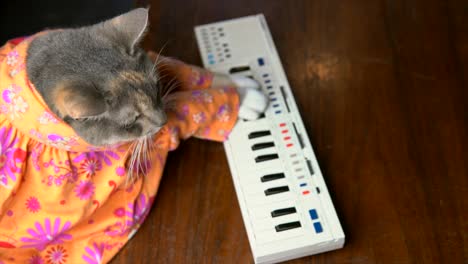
[114,0,468,263]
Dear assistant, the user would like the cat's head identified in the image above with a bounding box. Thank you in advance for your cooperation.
[26,8,167,147]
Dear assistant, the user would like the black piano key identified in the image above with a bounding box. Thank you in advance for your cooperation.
[251,142,275,151]
[275,221,302,232]
[271,207,297,217]
[248,130,271,139]
[260,173,285,182]
[264,186,289,196]
[255,154,279,163]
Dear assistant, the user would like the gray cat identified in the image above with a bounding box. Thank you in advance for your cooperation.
[27,8,267,147]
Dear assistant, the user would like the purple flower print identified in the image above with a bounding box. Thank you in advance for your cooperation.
[75,180,95,200]
[28,255,44,264]
[0,126,26,187]
[74,150,120,167]
[82,242,105,264]
[176,105,190,121]
[126,194,154,228]
[45,245,68,264]
[104,195,154,238]
[25,196,41,213]
[79,158,102,178]
[20,218,72,250]
[191,90,213,103]
[216,104,231,122]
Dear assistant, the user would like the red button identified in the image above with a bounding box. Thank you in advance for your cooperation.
[280,123,286,127]
[286,143,293,147]
[284,136,291,140]
[281,130,288,134]
[302,190,310,195]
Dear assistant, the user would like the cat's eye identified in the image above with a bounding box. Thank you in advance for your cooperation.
[123,114,141,129]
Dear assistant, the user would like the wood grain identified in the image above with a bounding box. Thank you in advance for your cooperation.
[113,0,468,263]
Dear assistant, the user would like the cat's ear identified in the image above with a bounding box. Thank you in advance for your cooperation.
[102,8,149,51]
[53,82,107,119]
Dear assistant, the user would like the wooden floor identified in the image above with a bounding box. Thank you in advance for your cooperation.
[114,0,468,263]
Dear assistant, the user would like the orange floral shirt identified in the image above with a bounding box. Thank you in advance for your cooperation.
[0,35,239,263]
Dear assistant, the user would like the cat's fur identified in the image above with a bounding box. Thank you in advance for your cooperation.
[26,8,267,147]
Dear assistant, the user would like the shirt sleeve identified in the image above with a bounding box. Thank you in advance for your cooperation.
[155,56,214,91]
[164,86,239,150]
[0,37,26,60]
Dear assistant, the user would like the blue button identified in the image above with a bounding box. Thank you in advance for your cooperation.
[208,54,214,58]
[269,92,275,95]
[309,209,318,220]
[273,104,279,107]
[258,58,265,66]
[313,222,323,233]
[271,98,277,102]
[275,110,281,114]
[209,60,215,65]
[267,86,273,89]
[300,183,307,187]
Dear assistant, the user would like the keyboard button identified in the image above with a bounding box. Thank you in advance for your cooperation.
[313,222,323,233]
[265,186,289,196]
[248,130,271,139]
[251,142,275,151]
[275,221,302,232]
[271,207,297,217]
[308,209,319,220]
[260,173,285,182]
[255,154,279,163]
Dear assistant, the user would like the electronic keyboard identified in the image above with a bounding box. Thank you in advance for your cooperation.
[195,15,345,264]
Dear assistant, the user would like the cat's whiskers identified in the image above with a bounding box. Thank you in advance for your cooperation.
[149,41,170,79]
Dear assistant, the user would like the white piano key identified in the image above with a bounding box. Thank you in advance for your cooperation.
[254,227,303,246]
[244,189,295,208]
[242,178,289,195]
[250,209,300,232]
[249,200,297,220]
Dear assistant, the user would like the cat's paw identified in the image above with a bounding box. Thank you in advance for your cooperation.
[231,76,268,120]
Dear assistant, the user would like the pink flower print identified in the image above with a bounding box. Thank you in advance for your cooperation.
[192,112,206,124]
[20,218,72,250]
[43,159,79,186]
[6,50,19,66]
[216,104,231,122]
[1,85,28,120]
[25,196,41,213]
[46,134,78,150]
[45,245,68,264]
[38,111,59,125]
[0,127,25,187]
[9,63,25,77]
[29,255,45,264]
[75,180,95,200]
[6,95,28,119]
[74,150,120,167]
[82,242,105,264]
[114,207,126,217]
[79,158,102,178]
